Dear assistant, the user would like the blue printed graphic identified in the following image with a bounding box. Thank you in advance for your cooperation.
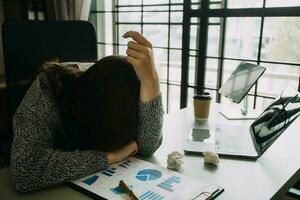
[140,190,164,200]
[110,185,133,195]
[136,169,162,181]
[101,168,116,177]
[82,175,99,185]
[119,160,131,169]
[157,176,181,192]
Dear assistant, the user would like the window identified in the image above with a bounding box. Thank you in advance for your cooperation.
[90,0,185,113]
[90,0,300,113]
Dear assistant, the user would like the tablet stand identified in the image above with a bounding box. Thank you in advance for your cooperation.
[219,95,261,120]
[218,62,266,120]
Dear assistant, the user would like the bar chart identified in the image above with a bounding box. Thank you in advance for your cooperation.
[110,185,133,195]
[139,190,164,200]
[119,159,131,169]
[157,176,181,192]
[82,175,99,186]
[101,168,116,177]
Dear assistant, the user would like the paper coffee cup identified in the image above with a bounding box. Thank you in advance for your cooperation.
[193,93,211,120]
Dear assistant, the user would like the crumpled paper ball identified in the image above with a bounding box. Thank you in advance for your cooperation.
[203,151,219,166]
[167,151,184,170]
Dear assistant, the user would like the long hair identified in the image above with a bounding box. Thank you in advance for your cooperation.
[41,56,140,151]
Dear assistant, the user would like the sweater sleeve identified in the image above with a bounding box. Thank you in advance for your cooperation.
[10,76,108,193]
[136,94,164,157]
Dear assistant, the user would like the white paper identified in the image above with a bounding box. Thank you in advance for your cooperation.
[72,157,219,200]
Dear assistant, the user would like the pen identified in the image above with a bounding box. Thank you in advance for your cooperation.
[119,180,139,200]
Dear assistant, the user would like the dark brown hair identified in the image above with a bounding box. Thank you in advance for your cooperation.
[41,56,140,151]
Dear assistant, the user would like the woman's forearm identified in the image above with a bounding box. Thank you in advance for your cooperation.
[139,72,160,102]
[136,94,164,156]
[123,31,161,103]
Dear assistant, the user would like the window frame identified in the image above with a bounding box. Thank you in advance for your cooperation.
[181,0,300,109]
[90,0,300,112]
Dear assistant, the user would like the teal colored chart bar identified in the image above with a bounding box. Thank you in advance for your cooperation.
[157,176,181,192]
[140,191,164,200]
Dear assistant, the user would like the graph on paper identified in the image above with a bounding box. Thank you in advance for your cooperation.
[82,175,99,186]
[101,167,117,177]
[136,169,162,181]
[157,176,181,192]
[72,157,221,200]
[139,190,164,200]
[119,160,131,169]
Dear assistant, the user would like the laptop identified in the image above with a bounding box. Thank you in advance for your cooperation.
[184,88,300,158]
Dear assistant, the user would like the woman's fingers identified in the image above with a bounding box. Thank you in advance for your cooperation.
[126,48,143,59]
[130,148,138,156]
[129,141,139,156]
[125,140,139,156]
[123,31,152,48]
[128,41,152,57]
[107,141,140,164]
[127,41,145,52]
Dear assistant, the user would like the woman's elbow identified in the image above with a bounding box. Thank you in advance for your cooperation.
[139,135,163,157]
[10,158,45,193]
[10,167,34,193]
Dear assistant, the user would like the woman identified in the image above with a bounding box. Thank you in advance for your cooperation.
[10,31,163,193]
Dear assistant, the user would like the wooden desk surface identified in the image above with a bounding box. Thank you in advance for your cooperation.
[0,104,299,200]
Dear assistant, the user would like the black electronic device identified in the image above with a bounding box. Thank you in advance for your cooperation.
[218,62,266,103]
[250,88,300,155]
[184,87,300,158]
[218,62,266,120]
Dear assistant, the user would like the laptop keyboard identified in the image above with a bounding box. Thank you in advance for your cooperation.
[215,125,254,155]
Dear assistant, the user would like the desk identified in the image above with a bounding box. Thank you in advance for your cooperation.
[148,104,300,200]
[1,104,300,200]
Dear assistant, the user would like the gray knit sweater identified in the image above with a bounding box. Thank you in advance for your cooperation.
[10,73,163,193]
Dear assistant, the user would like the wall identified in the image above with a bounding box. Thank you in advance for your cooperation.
[0,0,4,75]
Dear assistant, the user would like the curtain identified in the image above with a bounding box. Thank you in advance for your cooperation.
[53,0,91,20]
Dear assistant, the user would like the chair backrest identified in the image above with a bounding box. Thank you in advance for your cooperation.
[2,20,98,116]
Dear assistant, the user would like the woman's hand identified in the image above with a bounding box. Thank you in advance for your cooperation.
[123,31,160,102]
[106,140,139,165]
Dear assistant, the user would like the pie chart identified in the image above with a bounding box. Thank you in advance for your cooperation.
[136,169,162,181]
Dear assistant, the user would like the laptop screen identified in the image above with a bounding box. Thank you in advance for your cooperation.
[250,88,300,156]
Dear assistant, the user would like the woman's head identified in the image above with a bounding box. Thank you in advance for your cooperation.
[42,56,140,151]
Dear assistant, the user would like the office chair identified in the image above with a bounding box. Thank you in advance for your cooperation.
[1,20,98,165]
